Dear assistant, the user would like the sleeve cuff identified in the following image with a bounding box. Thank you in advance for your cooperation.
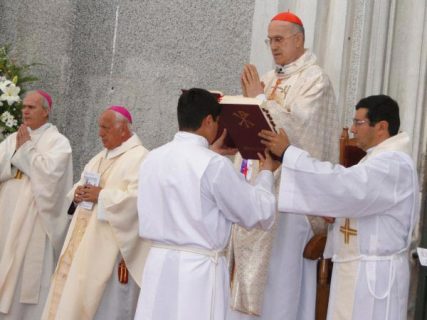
[282,145,305,167]
[256,93,267,102]
[255,170,274,193]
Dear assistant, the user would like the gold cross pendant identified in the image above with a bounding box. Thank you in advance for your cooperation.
[340,218,357,244]
[15,169,23,179]
[267,78,283,100]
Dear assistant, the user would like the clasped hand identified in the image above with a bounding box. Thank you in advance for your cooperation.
[74,184,102,203]
[16,124,31,150]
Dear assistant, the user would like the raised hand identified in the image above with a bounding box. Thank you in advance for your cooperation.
[241,64,264,97]
[16,124,31,150]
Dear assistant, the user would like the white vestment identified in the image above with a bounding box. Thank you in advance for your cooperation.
[229,50,339,319]
[135,132,276,320]
[42,134,150,320]
[278,132,419,320]
[0,123,73,320]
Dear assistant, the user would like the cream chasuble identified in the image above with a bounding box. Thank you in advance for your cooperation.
[42,134,150,320]
[229,50,339,319]
[278,132,419,320]
[0,124,73,320]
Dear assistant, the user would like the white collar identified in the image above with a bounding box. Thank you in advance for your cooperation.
[275,49,317,78]
[29,122,51,135]
[174,131,209,148]
[104,133,141,159]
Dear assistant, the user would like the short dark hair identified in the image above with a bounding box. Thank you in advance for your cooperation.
[355,94,400,136]
[177,88,221,131]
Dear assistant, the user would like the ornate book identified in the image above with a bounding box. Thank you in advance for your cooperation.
[218,96,276,159]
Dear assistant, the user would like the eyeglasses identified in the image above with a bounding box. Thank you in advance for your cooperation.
[264,33,298,47]
[352,119,370,126]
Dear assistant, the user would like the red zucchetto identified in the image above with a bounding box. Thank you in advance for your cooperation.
[271,11,303,27]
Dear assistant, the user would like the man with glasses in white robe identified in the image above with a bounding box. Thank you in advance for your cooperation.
[260,94,419,320]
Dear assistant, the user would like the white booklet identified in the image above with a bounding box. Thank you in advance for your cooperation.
[79,171,101,210]
[417,247,427,266]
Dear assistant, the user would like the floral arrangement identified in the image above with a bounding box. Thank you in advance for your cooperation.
[0,45,38,141]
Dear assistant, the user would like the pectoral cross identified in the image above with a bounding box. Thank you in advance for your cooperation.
[340,218,357,244]
[267,78,283,100]
[15,169,23,179]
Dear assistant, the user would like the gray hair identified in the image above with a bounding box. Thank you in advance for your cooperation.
[292,23,305,42]
[112,110,132,130]
[25,90,51,112]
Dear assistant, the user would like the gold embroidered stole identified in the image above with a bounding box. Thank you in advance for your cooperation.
[230,157,281,315]
[230,73,303,315]
[45,156,116,320]
[331,218,360,319]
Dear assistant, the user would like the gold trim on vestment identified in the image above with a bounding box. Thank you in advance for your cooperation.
[46,211,91,320]
[340,218,358,244]
[14,169,23,179]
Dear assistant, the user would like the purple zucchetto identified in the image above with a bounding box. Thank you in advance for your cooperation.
[36,90,53,110]
[108,105,132,124]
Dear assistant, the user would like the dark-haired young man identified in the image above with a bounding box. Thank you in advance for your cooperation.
[260,94,419,320]
[134,88,278,320]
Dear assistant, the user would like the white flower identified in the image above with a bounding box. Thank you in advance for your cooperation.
[1,111,17,128]
[0,81,21,105]
[1,111,13,121]
[0,79,13,90]
[1,111,9,121]
[0,79,7,107]
[5,118,17,128]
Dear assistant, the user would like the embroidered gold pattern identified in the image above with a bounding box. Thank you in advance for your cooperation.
[233,111,255,128]
[340,218,358,244]
[14,169,23,179]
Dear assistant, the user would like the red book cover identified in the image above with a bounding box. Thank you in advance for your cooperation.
[217,96,276,159]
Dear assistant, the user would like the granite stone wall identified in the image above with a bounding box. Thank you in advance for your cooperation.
[0,0,255,179]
